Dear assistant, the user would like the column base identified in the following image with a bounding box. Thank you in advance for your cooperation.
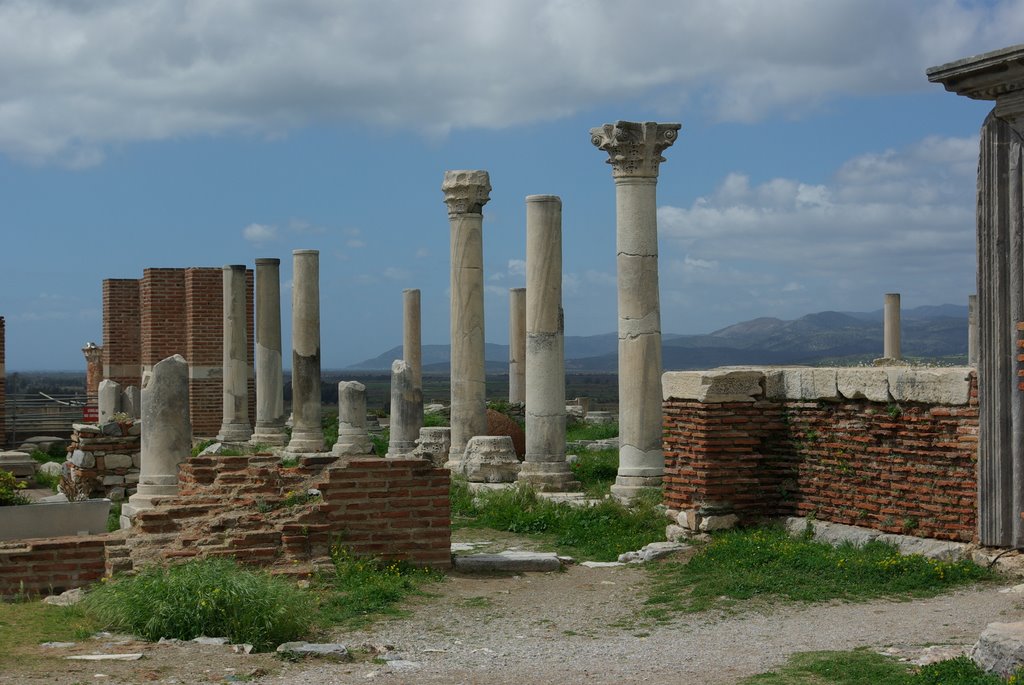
[386,441,417,459]
[285,429,326,454]
[217,422,254,443]
[251,425,288,447]
[517,461,580,492]
[609,475,663,504]
[332,438,375,457]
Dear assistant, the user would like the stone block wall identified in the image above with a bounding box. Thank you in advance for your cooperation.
[663,367,978,542]
[0,535,110,597]
[68,421,141,499]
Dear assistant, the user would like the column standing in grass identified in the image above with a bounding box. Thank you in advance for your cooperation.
[591,120,680,502]
[286,249,325,453]
[442,170,491,471]
[251,258,287,446]
[508,288,526,405]
[217,265,253,442]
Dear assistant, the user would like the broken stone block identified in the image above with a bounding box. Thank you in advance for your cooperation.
[972,622,1024,677]
[462,436,520,483]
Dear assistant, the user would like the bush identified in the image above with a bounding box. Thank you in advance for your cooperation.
[81,558,315,651]
[0,470,29,506]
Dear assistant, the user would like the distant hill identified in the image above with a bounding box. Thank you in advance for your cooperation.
[346,305,970,373]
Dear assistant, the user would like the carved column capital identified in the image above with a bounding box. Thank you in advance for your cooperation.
[442,170,491,216]
[82,342,102,364]
[590,121,681,179]
[928,45,1024,133]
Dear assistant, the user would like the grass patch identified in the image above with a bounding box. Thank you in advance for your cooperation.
[81,557,315,652]
[0,601,97,670]
[30,445,67,465]
[34,470,60,492]
[316,546,442,628]
[370,430,389,456]
[566,421,619,442]
[740,650,1007,685]
[569,448,618,497]
[451,479,664,561]
[106,500,123,532]
[644,526,993,619]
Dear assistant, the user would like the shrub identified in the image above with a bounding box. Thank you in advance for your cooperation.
[0,470,29,506]
[81,558,315,651]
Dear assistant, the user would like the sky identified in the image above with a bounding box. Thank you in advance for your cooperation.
[0,0,1019,370]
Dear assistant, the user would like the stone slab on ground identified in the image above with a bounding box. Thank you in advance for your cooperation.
[781,517,971,561]
[971,622,1024,677]
[618,541,690,563]
[276,642,351,661]
[453,551,562,573]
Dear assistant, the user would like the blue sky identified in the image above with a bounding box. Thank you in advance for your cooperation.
[0,0,1018,370]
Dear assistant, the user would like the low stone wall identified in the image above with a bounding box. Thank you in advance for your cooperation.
[662,366,978,542]
[0,534,110,597]
[68,421,141,499]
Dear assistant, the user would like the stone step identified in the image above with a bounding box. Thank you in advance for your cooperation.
[452,551,562,573]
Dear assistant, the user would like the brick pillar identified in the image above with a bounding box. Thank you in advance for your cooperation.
[102,279,141,389]
[0,317,5,448]
[184,268,223,438]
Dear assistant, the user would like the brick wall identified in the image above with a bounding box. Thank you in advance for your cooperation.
[0,316,5,448]
[0,535,109,597]
[184,268,222,436]
[102,279,141,389]
[663,367,979,542]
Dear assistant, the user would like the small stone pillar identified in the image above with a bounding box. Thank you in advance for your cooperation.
[252,258,287,446]
[332,381,374,456]
[518,196,578,491]
[82,342,102,409]
[98,379,121,423]
[217,265,253,442]
[883,293,902,360]
[442,170,491,470]
[286,249,325,453]
[387,359,423,457]
[591,120,679,501]
[121,386,141,419]
[508,288,526,405]
[969,294,979,366]
[123,354,190,523]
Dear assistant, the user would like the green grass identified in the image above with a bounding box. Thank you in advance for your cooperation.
[370,430,388,456]
[741,650,1007,685]
[566,421,619,442]
[29,446,67,465]
[33,470,60,492]
[106,500,123,532]
[644,526,993,620]
[569,449,618,497]
[0,601,97,670]
[451,479,665,561]
[81,557,315,652]
[315,546,442,628]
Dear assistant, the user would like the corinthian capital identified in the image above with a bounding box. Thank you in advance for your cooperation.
[442,170,492,216]
[590,121,681,179]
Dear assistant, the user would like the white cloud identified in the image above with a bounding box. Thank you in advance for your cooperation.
[242,222,278,245]
[1,0,1018,166]
[507,259,526,277]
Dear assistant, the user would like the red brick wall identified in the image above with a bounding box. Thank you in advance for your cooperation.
[0,535,109,597]
[141,269,187,368]
[102,279,141,389]
[184,268,222,436]
[0,316,5,448]
[664,375,979,542]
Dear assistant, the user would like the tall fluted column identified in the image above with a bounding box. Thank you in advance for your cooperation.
[508,288,526,405]
[883,293,901,360]
[286,249,325,453]
[968,294,979,366]
[518,196,578,491]
[591,120,679,501]
[251,258,287,446]
[442,170,491,470]
[217,265,253,442]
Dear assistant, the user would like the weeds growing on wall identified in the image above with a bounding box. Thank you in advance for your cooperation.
[644,526,993,620]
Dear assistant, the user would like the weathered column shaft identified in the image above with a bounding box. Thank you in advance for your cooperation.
[332,380,374,456]
[883,293,901,359]
[218,265,253,441]
[252,258,286,446]
[403,288,423,391]
[98,379,121,423]
[443,170,491,468]
[519,196,577,491]
[591,120,679,501]
[508,288,526,405]
[286,249,325,453]
[82,343,102,407]
[968,294,979,366]
[387,359,423,457]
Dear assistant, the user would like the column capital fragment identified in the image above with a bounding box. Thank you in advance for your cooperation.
[928,44,1024,128]
[442,170,491,216]
[590,120,681,179]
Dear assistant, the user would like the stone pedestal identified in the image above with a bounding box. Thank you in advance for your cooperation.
[252,258,287,446]
[463,435,520,483]
[508,288,526,405]
[332,381,374,456]
[591,120,679,501]
[518,196,578,492]
[286,250,325,453]
[217,265,253,442]
[123,354,190,523]
[442,170,491,471]
[387,360,423,457]
[413,427,451,467]
[0,451,36,480]
[883,292,901,360]
[930,45,1024,546]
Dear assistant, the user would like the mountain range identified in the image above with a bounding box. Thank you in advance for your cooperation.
[344,305,970,373]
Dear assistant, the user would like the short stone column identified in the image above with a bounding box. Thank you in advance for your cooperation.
[252,258,287,446]
[98,379,121,423]
[518,196,578,491]
[591,120,679,501]
[286,249,325,453]
[442,170,491,470]
[122,354,190,523]
[217,265,253,442]
[332,381,374,456]
[969,294,979,366]
[82,342,102,410]
[883,292,901,360]
[387,359,423,457]
[508,288,526,405]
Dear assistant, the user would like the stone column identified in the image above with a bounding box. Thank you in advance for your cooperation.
[98,379,121,423]
[930,45,1024,546]
[442,170,491,469]
[251,258,287,446]
[286,249,325,453]
[508,288,526,405]
[883,293,901,360]
[82,342,102,410]
[387,359,423,457]
[217,265,253,442]
[122,354,190,523]
[969,294,979,366]
[518,196,578,491]
[403,289,423,391]
[332,380,374,456]
[591,120,680,501]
